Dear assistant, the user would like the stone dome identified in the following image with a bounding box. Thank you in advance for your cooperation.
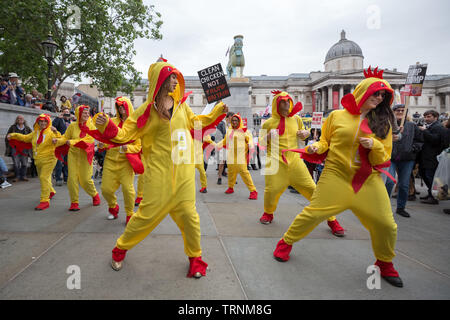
[324,30,363,63]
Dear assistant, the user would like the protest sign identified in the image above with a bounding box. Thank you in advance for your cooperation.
[198,63,231,104]
[311,112,323,129]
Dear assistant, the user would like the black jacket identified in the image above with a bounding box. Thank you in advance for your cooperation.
[419,121,449,169]
[391,121,423,162]
[53,116,71,134]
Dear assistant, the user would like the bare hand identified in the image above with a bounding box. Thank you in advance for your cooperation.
[50,126,57,133]
[359,137,373,149]
[393,134,400,142]
[52,138,58,144]
[222,104,229,114]
[121,145,128,152]
[96,114,108,126]
[7,134,11,140]
[297,130,310,140]
[66,140,71,146]
[418,126,426,131]
[307,145,318,154]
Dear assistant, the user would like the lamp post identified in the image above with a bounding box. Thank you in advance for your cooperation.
[41,33,58,112]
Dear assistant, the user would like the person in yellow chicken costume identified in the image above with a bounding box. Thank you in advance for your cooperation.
[53,105,101,211]
[273,67,403,287]
[258,90,345,236]
[215,113,258,200]
[7,114,61,210]
[92,60,228,278]
[191,132,215,194]
[99,96,143,224]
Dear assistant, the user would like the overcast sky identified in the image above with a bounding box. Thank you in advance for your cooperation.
[131,0,450,78]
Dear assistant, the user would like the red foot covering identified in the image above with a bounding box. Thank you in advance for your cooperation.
[281,148,328,165]
[49,192,55,199]
[187,256,208,278]
[327,219,344,233]
[35,201,49,210]
[108,204,119,217]
[273,238,292,262]
[249,191,258,200]
[112,247,127,262]
[8,139,32,156]
[375,260,399,277]
[92,193,101,206]
[69,203,80,211]
[135,197,142,205]
[260,212,274,223]
[225,188,234,194]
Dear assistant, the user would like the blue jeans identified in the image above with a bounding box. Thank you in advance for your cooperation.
[54,156,68,182]
[385,160,415,209]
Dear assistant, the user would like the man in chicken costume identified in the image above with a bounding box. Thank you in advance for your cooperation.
[215,113,258,200]
[98,96,143,224]
[273,67,403,287]
[7,114,61,210]
[53,105,101,211]
[259,90,345,236]
[92,60,228,278]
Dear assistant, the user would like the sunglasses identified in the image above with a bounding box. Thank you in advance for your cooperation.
[372,91,386,99]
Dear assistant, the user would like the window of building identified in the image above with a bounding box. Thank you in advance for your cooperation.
[202,95,207,105]
[189,96,194,105]
[265,96,270,105]
[414,97,419,105]
[428,96,433,105]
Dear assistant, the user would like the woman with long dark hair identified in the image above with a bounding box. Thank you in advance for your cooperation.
[273,67,403,287]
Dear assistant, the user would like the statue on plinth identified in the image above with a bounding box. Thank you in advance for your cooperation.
[226,35,245,78]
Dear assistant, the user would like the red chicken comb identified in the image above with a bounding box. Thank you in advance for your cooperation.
[271,90,282,96]
[364,66,384,79]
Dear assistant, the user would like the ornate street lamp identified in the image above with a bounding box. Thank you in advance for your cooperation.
[41,33,58,111]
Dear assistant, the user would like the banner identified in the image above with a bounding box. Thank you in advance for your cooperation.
[197,63,231,104]
[311,112,323,129]
[403,63,428,96]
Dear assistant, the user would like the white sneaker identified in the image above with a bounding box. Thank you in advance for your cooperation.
[107,214,117,220]
[1,181,12,188]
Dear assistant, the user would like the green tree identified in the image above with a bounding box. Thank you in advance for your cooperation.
[0,0,162,97]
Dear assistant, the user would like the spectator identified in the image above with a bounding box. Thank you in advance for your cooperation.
[413,111,421,119]
[52,108,72,186]
[5,115,33,182]
[418,109,449,204]
[215,111,233,184]
[24,94,33,107]
[8,73,25,106]
[60,96,72,111]
[34,92,45,109]
[385,104,423,217]
[0,77,11,103]
[0,156,12,188]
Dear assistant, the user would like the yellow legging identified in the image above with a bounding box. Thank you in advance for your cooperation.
[228,164,256,191]
[195,163,207,188]
[116,199,202,257]
[67,149,98,203]
[264,158,337,222]
[283,169,397,262]
[35,158,57,202]
[101,160,136,217]
[136,174,144,198]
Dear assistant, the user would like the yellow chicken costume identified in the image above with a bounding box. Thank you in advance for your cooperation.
[273,67,403,287]
[54,105,100,211]
[99,97,142,224]
[91,60,227,278]
[8,114,61,210]
[215,114,258,199]
[259,91,344,236]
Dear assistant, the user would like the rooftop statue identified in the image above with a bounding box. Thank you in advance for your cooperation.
[226,35,245,78]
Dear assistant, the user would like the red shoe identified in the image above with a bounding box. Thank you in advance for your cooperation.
[199,187,207,193]
[108,204,119,220]
[35,201,49,211]
[273,238,292,262]
[134,197,142,206]
[225,188,234,194]
[126,215,132,225]
[187,256,208,278]
[375,260,403,287]
[259,212,273,224]
[49,192,56,199]
[92,193,101,206]
[249,190,258,200]
[327,219,345,237]
[69,203,80,211]
[111,247,128,271]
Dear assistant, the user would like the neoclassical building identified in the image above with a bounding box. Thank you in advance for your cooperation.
[102,30,450,121]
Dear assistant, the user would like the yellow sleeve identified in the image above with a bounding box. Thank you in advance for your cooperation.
[125,138,142,154]
[259,119,274,147]
[368,129,392,166]
[311,112,333,154]
[93,112,144,145]
[296,115,305,131]
[54,123,72,147]
[9,132,34,143]
[186,102,226,130]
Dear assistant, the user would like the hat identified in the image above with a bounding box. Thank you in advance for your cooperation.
[392,104,405,111]
[8,73,19,78]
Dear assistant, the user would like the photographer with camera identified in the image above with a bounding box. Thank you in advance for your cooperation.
[7,73,25,106]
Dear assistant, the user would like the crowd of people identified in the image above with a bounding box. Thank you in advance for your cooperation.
[1,62,449,288]
[0,72,78,113]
